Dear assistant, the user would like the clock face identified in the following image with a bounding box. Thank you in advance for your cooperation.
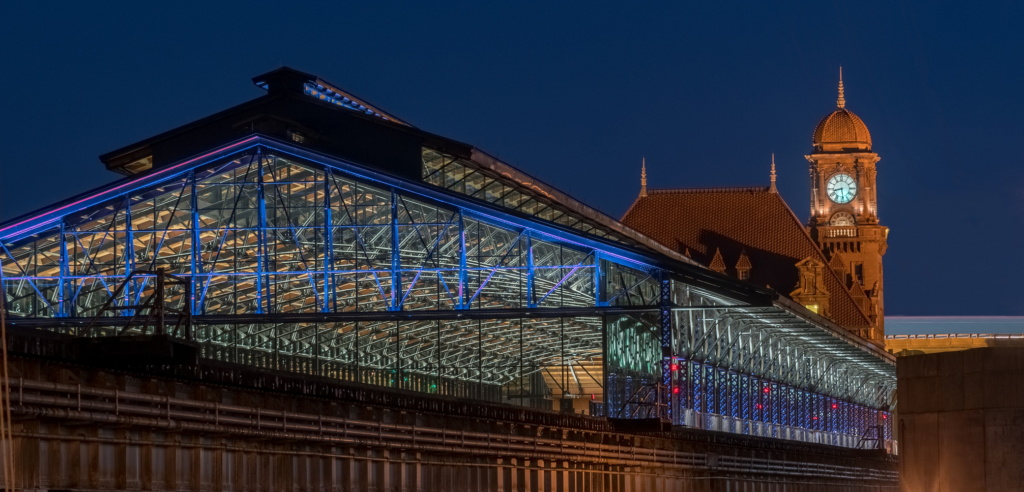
[826,174,857,204]
[830,212,856,227]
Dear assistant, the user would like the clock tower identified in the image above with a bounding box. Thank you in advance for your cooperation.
[806,70,888,336]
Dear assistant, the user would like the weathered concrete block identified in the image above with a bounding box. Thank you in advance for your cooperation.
[899,347,1024,492]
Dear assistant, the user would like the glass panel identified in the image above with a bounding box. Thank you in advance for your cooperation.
[603,260,659,306]
[395,195,460,311]
[531,239,593,308]
[421,147,632,245]
[186,316,601,408]
[604,314,661,419]
[465,219,525,309]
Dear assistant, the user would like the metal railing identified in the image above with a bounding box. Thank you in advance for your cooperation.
[886,333,1024,340]
[822,227,858,238]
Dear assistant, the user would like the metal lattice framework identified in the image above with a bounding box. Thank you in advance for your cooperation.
[0,136,896,442]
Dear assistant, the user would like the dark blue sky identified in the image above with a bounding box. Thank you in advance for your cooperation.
[2,1,1022,315]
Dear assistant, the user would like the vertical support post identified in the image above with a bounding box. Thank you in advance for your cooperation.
[526,233,535,308]
[659,271,672,421]
[257,152,269,314]
[124,195,135,317]
[155,269,165,335]
[323,169,334,313]
[395,320,401,387]
[190,170,200,314]
[593,251,603,307]
[457,210,467,309]
[390,189,401,311]
[183,272,192,341]
[58,219,68,317]
[478,319,483,400]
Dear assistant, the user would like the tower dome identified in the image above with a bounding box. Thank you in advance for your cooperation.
[812,69,871,151]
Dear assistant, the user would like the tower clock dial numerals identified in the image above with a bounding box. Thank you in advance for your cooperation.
[826,174,857,204]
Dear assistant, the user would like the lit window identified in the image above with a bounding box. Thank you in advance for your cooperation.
[738,269,750,280]
[805,304,820,314]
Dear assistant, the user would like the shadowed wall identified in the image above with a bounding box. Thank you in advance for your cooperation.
[898,347,1024,491]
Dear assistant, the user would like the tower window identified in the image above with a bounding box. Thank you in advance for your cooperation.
[852,262,864,285]
[739,269,750,280]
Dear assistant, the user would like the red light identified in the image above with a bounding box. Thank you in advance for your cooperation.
[813,416,818,420]
[831,404,838,409]
[882,414,887,420]
[591,394,595,400]
[756,404,763,409]
[673,387,680,394]
[670,364,679,371]
[763,387,770,394]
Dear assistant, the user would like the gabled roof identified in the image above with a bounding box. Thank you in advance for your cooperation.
[850,279,868,300]
[94,67,699,268]
[709,248,726,273]
[253,67,414,127]
[620,187,873,330]
[829,251,846,272]
[99,67,466,177]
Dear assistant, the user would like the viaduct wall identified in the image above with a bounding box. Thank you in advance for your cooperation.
[898,347,1024,491]
[4,329,897,492]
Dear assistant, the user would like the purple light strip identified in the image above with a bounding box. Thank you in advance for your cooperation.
[0,265,595,281]
[0,136,259,239]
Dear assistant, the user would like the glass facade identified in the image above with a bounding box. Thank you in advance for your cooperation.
[0,139,894,446]
[0,151,614,407]
[422,148,643,248]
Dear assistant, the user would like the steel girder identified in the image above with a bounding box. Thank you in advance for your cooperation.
[671,285,895,409]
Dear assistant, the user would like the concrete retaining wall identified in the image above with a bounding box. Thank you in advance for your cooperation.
[898,347,1024,491]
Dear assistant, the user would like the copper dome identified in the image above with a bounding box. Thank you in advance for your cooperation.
[812,109,872,151]
[812,69,872,151]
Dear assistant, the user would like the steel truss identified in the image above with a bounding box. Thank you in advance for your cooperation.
[0,137,895,440]
[671,286,895,437]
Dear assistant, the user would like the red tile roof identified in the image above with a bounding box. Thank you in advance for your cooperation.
[735,250,752,270]
[621,187,872,330]
[709,248,726,273]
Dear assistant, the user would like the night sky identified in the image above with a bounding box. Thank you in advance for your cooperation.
[2,2,1022,316]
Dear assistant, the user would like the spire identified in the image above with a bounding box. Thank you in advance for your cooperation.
[837,67,846,109]
[639,157,648,197]
[769,154,777,193]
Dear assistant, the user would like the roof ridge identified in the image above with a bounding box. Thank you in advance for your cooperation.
[648,186,771,195]
[620,194,644,222]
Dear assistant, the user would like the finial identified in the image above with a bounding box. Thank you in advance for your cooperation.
[640,157,648,197]
[837,67,846,109]
[769,154,778,193]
